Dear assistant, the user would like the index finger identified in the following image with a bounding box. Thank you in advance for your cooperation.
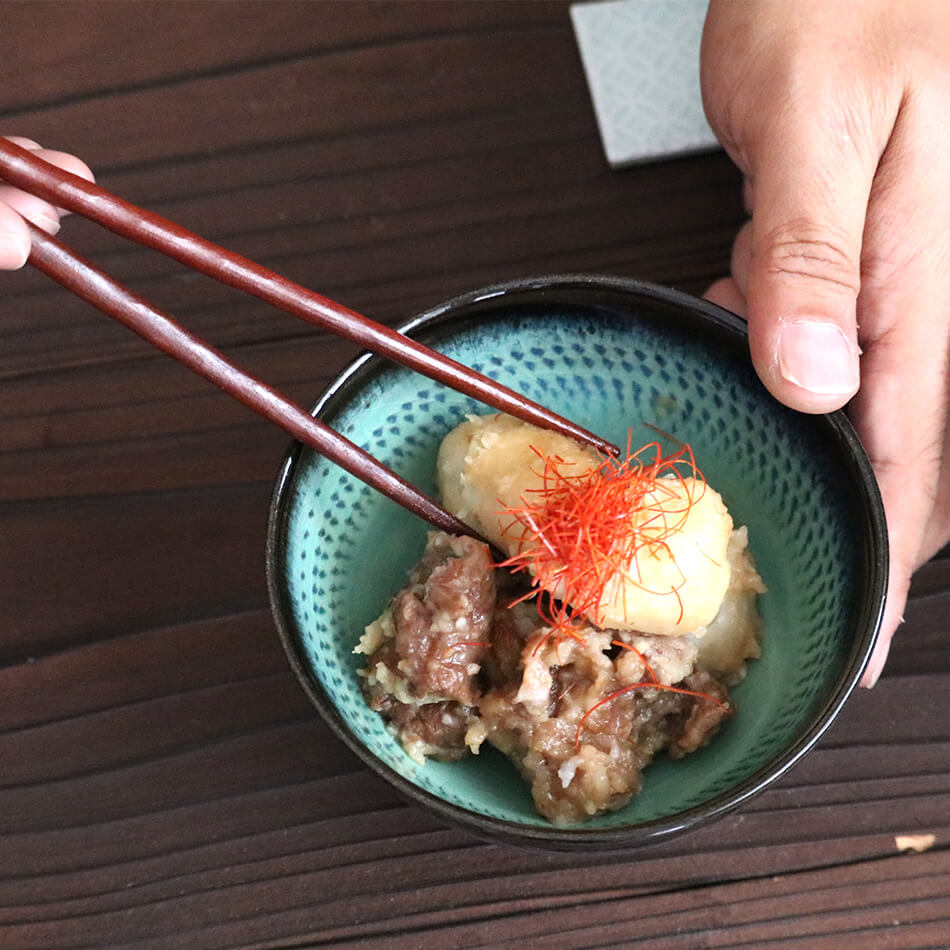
[0,138,95,232]
[0,199,32,269]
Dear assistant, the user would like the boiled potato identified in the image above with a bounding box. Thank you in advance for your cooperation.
[436,414,734,637]
[692,526,766,680]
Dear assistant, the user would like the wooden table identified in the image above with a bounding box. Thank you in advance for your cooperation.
[2,3,948,947]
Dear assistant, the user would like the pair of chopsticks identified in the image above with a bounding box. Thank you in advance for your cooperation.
[0,139,616,537]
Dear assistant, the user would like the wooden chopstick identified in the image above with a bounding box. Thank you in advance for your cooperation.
[0,138,617,458]
[26,223,479,537]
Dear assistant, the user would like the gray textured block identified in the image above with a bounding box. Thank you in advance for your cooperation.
[571,0,720,167]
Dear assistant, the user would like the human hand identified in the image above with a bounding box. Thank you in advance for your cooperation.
[0,136,94,269]
[699,0,950,685]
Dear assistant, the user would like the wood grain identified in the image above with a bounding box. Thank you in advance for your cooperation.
[1,3,946,947]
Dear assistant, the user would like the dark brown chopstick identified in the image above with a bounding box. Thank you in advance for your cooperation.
[0,138,617,458]
[27,223,477,538]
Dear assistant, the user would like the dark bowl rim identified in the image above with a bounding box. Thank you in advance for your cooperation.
[265,273,888,851]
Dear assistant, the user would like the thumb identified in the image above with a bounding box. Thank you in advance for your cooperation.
[743,129,874,414]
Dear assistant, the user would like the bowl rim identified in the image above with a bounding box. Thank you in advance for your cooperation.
[265,273,888,850]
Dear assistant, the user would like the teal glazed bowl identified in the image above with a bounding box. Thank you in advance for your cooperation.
[266,275,887,850]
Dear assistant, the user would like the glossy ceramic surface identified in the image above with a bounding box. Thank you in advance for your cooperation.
[266,275,887,849]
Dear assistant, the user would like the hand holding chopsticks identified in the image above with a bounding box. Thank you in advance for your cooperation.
[0,137,616,536]
[0,136,95,269]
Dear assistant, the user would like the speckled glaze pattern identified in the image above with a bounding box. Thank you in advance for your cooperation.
[267,276,886,848]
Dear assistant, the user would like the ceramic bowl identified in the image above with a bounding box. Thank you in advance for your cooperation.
[266,274,887,850]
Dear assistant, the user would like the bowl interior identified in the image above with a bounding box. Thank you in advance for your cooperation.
[268,278,884,844]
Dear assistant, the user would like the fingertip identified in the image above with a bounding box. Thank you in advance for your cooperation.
[33,149,95,221]
[859,640,889,688]
[0,185,61,235]
[708,277,860,413]
[38,148,95,185]
[0,140,94,184]
[773,319,860,411]
[745,299,861,413]
[703,277,747,317]
[859,569,911,688]
[0,238,30,270]
[0,142,95,225]
[0,202,32,270]
[1,135,43,151]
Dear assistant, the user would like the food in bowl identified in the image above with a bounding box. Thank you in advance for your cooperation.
[269,276,887,848]
[356,414,765,824]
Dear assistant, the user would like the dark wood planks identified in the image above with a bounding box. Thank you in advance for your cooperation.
[0,2,741,380]
[0,2,572,118]
[0,659,946,948]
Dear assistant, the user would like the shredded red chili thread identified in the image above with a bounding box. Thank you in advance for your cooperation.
[498,431,706,647]
[612,639,658,682]
[569,638,730,749]
[573,679,731,752]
